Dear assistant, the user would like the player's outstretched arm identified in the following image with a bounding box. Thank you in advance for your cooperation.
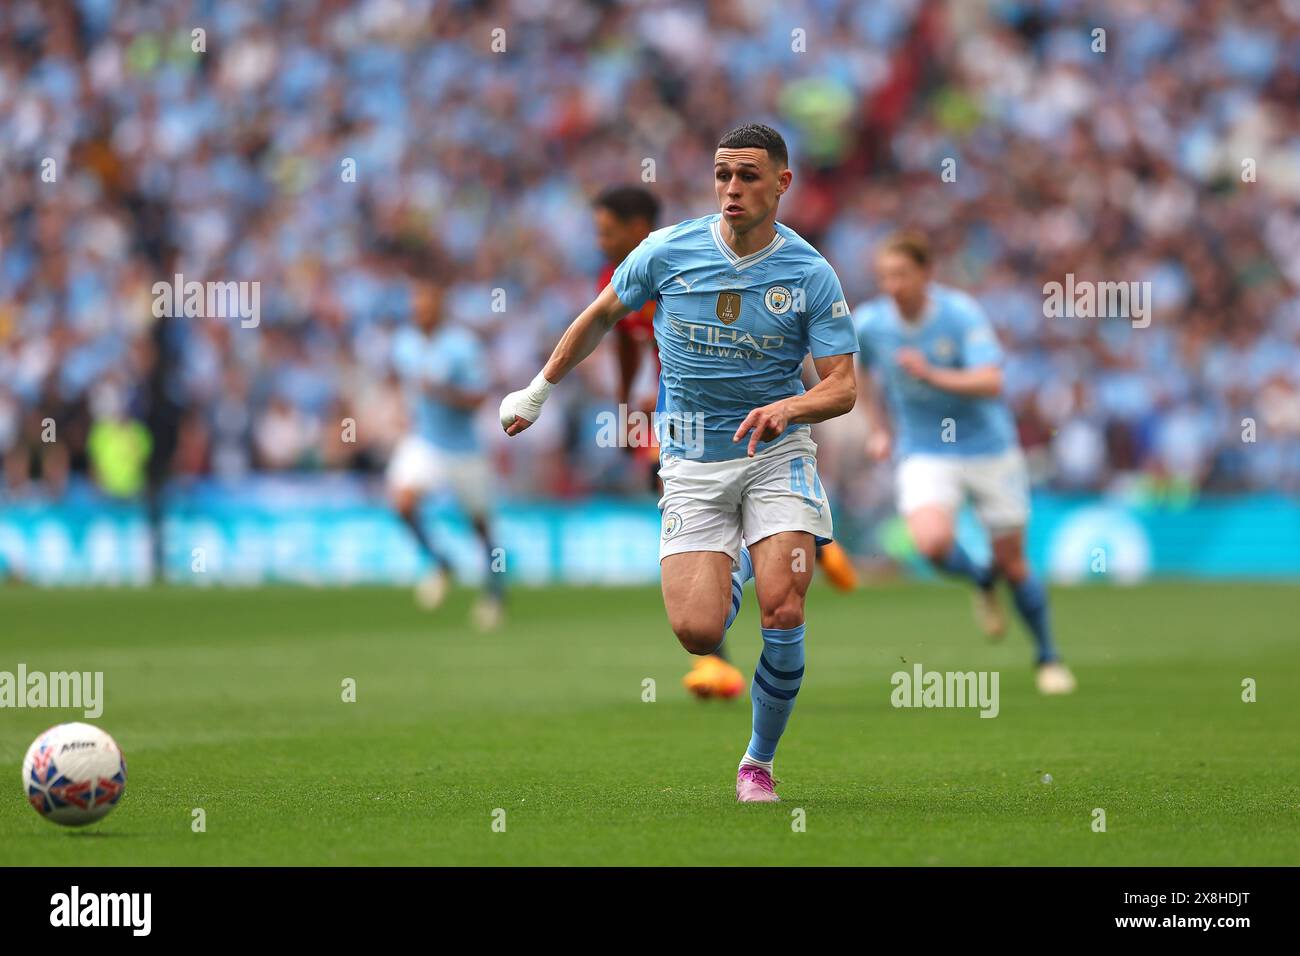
[499,283,632,436]
[733,353,857,457]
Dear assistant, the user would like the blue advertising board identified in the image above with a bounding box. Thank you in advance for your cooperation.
[1,479,1297,585]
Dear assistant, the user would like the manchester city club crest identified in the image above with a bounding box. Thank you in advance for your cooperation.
[764,285,793,315]
[663,511,684,539]
[715,292,742,325]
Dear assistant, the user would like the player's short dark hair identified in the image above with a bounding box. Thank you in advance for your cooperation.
[593,186,661,227]
[717,123,788,169]
[882,230,932,269]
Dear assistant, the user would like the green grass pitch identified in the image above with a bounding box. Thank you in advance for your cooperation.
[2,581,1297,865]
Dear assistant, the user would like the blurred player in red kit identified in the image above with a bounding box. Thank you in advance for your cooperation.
[592,186,744,698]
[592,186,661,469]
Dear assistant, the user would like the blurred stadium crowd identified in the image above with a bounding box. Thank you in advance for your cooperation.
[2,0,1299,514]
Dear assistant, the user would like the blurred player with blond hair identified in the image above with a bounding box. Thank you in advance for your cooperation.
[854,232,1076,694]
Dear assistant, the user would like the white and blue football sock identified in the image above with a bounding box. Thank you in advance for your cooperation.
[743,622,805,765]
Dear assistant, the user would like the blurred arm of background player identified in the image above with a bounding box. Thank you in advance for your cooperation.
[615,324,642,411]
[857,363,893,461]
[594,187,661,451]
[895,348,1002,398]
[614,319,653,456]
[421,378,486,411]
[503,283,631,436]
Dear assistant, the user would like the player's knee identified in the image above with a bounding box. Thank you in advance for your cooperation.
[915,532,953,564]
[392,488,418,517]
[994,552,1028,583]
[759,594,805,631]
[674,623,724,656]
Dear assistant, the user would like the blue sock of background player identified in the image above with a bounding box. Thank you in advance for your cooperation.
[467,516,505,603]
[1009,574,1059,664]
[939,541,1059,663]
[938,540,995,590]
[400,509,452,575]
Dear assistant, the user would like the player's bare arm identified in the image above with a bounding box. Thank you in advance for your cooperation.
[732,352,856,458]
[856,363,892,461]
[499,283,632,436]
[895,347,1003,398]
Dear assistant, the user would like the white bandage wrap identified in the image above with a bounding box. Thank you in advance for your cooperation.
[499,371,556,429]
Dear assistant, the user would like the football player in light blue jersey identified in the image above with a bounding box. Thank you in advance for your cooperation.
[854,232,1075,695]
[387,277,505,630]
[500,124,859,802]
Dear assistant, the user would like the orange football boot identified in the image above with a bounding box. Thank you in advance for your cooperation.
[816,540,858,591]
[683,655,746,700]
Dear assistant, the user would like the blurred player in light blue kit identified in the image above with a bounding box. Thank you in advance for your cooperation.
[854,232,1076,694]
[388,276,505,630]
[500,124,859,801]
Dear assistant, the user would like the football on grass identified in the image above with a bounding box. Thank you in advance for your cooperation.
[23,722,127,826]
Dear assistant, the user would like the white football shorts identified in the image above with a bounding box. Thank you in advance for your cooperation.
[657,429,834,570]
[386,434,492,519]
[896,447,1029,532]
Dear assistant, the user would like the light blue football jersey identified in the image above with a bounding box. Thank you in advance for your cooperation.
[853,284,1017,457]
[612,214,858,462]
[392,324,486,454]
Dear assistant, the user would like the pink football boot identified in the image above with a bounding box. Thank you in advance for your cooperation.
[736,764,780,803]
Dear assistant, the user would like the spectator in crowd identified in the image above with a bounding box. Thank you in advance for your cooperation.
[1,0,1298,524]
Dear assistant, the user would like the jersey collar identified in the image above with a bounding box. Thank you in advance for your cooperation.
[710,216,786,272]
